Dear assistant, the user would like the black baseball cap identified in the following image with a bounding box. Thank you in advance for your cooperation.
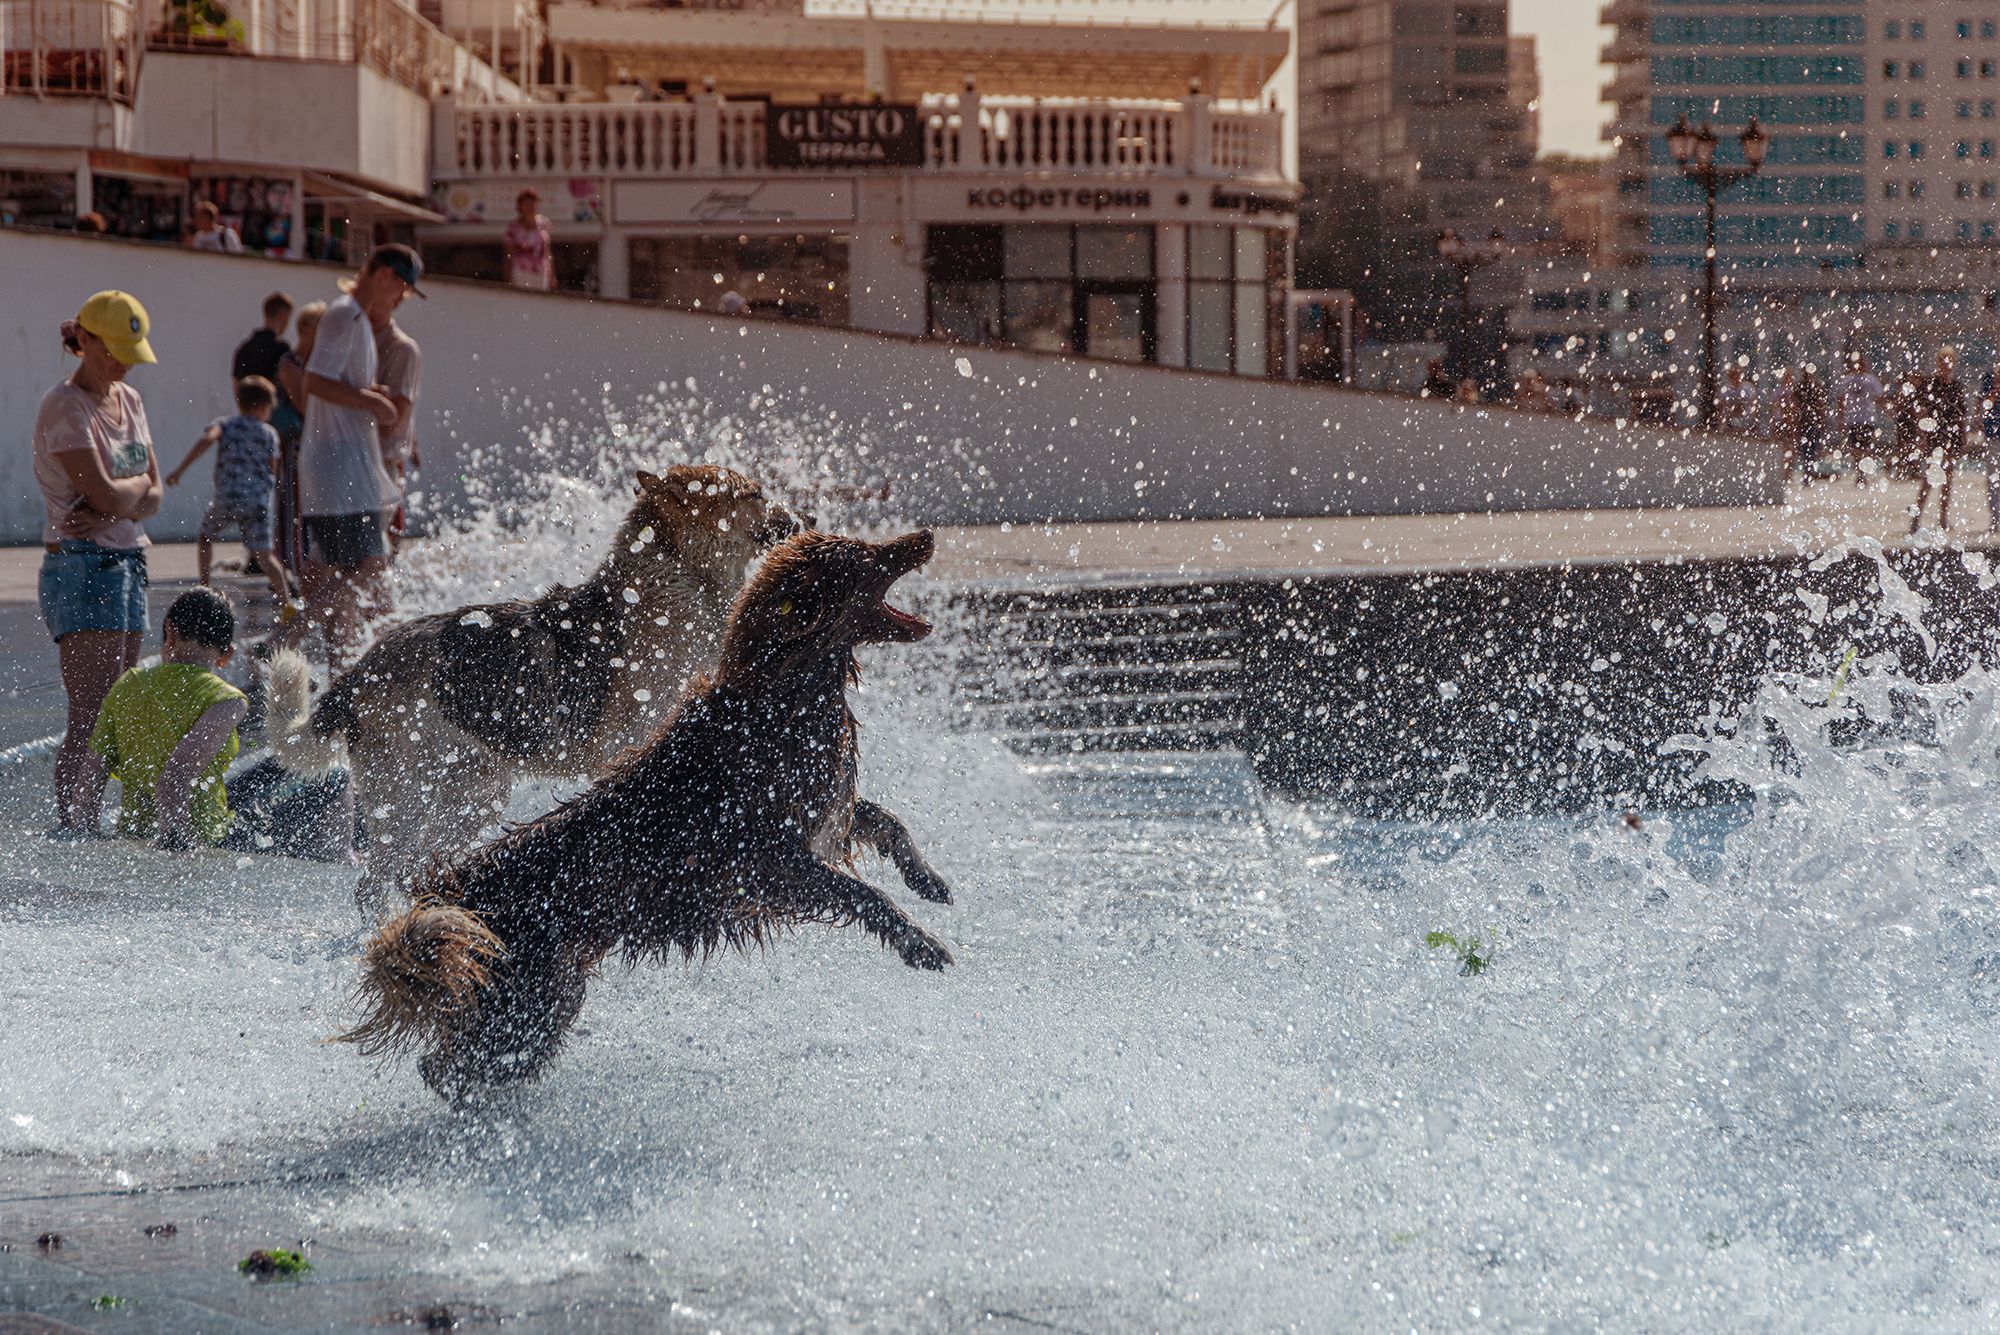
[366,243,427,299]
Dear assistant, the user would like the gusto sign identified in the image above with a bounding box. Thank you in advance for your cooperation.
[766,104,924,168]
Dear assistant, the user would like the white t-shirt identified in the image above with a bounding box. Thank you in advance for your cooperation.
[33,380,152,549]
[192,225,244,254]
[298,294,397,517]
[374,320,423,475]
[1838,372,1884,427]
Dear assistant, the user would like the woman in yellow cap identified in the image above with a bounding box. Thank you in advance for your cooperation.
[34,290,164,836]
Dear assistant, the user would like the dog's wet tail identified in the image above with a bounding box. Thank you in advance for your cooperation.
[264,650,344,777]
[338,906,506,1057]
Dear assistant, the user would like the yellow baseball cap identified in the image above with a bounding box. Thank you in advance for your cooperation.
[75,290,157,365]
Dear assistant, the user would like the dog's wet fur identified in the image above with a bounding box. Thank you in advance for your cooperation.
[267,465,800,915]
[340,528,955,1102]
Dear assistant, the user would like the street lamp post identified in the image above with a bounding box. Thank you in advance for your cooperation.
[1666,115,1770,429]
[1435,227,1509,394]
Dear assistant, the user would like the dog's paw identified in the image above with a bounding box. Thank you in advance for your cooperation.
[898,929,954,971]
[907,866,955,905]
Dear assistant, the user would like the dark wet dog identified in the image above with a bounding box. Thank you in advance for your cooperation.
[268,465,801,914]
[340,528,956,1101]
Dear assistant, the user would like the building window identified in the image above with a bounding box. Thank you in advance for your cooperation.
[1886,20,1901,39]
[1885,141,1900,159]
[1912,21,1926,39]
[1912,180,1927,198]
[1911,100,1928,118]
[1885,181,1901,198]
[1961,221,1975,240]
[1959,60,1973,79]
[1911,221,1926,239]
[1958,139,1973,156]
[926,224,1163,365]
[1911,140,1926,157]
[1985,139,1996,156]
[1188,225,1271,376]
[1912,62,1927,79]
[629,235,849,324]
[1886,221,1902,239]
[1983,180,1997,198]
[1985,21,1997,40]
[1987,61,1998,78]
[1961,101,1975,118]
[1886,59,1902,78]
[1959,180,1974,198]
[1985,100,1997,117]
[1886,100,1901,118]
[1985,222,1997,240]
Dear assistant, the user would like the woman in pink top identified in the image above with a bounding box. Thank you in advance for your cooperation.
[34,290,164,834]
[503,189,553,291]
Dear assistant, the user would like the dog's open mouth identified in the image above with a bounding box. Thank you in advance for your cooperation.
[865,530,935,642]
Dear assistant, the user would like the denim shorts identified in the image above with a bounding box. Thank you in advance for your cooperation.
[39,540,149,641]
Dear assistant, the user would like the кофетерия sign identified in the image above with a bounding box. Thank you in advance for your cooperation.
[766,105,924,168]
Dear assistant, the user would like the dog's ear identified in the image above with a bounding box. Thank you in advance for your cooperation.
[634,469,665,497]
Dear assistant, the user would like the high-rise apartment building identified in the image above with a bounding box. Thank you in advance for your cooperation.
[1602,2,2000,269]
[1295,0,1545,340]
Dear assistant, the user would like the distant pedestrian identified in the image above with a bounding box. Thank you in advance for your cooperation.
[718,289,748,317]
[189,201,244,254]
[278,247,422,668]
[35,291,162,835]
[232,292,293,385]
[1454,377,1481,404]
[1913,345,1969,532]
[1836,355,1886,481]
[1421,358,1455,400]
[1981,359,2000,529]
[1513,370,1552,411]
[1718,364,1757,434]
[1794,365,1830,480]
[164,376,294,610]
[504,188,553,291]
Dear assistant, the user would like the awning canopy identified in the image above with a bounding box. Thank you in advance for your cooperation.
[301,172,446,224]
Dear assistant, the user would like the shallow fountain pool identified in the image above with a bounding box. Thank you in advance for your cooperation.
[5,447,2000,1331]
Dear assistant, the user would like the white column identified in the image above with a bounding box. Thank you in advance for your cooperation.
[74,155,94,220]
[288,172,305,259]
[598,228,629,300]
[695,81,721,171]
[1155,223,1188,368]
[956,78,981,168]
[1184,86,1213,178]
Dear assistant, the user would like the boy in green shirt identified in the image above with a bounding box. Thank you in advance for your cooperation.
[86,588,248,850]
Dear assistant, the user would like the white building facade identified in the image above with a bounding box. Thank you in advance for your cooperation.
[418,1,1298,374]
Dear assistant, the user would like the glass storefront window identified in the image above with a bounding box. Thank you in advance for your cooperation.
[928,224,1156,362]
[1189,284,1233,372]
[630,234,849,324]
[1187,224,1275,377]
[929,281,1001,343]
[1076,226,1153,280]
[1003,281,1073,353]
[1004,226,1070,279]
[1189,225,1231,281]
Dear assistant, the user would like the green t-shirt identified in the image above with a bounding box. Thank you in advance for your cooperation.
[88,662,246,844]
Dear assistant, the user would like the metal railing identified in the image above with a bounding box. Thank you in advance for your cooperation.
[1,0,145,101]
[447,89,1286,180]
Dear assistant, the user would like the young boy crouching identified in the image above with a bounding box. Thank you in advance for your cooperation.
[83,588,352,859]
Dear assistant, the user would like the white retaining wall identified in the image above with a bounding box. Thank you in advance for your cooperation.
[0,229,1785,543]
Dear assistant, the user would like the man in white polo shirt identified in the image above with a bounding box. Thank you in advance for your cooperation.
[287,244,423,667]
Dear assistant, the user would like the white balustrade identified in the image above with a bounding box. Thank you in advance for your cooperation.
[444,91,1285,182]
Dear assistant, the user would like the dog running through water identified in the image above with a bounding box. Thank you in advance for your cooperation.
[341,528,957,1101]
[266,465,801,915]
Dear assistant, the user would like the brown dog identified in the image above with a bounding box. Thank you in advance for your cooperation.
[340,528,956,1102]
[267,465,800,914]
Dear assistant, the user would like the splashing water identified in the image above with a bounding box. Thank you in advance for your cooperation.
[4,411,2000,1327]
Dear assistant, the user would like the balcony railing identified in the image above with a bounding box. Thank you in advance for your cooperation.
[1,0,521,104]
[445,89,1287,182]
[2,0,144,101]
